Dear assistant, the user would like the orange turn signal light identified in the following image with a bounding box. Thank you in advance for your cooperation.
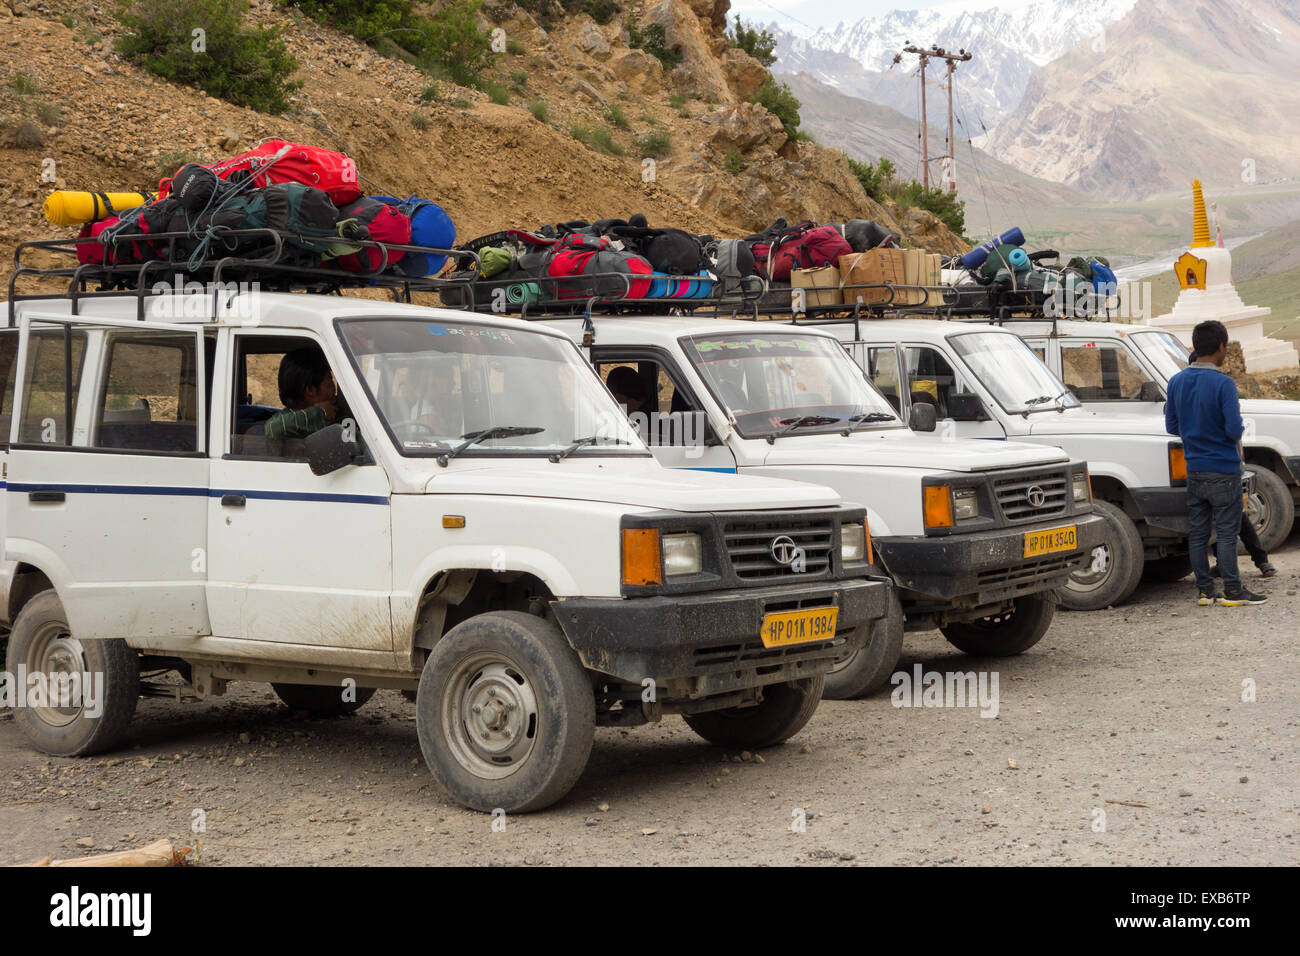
[1169,446,1187,482]
[442,515,466,528]
[923,485,954,528]
[621,528,662,586]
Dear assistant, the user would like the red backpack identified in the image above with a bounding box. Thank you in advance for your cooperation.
[158,140,362,207]
[757,225,852,282]
[546,234,652,299]
[332,197,413,272]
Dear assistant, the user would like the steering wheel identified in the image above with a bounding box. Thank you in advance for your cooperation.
[389,420,439,442]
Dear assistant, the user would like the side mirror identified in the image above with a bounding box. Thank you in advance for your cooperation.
[1138,380,1164,402]
[909,403,937,433]
[305,423,362,476]
[948,392,986,421]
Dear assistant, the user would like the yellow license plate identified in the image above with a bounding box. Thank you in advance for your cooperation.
[1023,525,1077,558]
[760,606,839,648]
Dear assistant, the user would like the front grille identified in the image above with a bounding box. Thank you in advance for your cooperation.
[723,515,835,581]
[975,554,1078,587]
[691,595,846,671]
[993,469,1069,521]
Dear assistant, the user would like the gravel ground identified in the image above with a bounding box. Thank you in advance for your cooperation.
[2,540,1298,867]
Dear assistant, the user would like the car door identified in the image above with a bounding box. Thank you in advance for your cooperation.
[901,343,1007,440]
[1058,337,1161,416]
[5,317,211,640]
[204,327,394,650]
[591,348,737,473]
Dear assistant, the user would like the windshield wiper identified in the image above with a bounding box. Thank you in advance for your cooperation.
[436,426,545,467]
[841,411,897,435]
[1023,391,1070,416]
[548,435,632,463]
[766,415,840,444]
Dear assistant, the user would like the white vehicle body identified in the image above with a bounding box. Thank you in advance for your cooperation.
[0,291,889,811]
[536,315,1105,641]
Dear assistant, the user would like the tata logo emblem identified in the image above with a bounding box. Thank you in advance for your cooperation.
[1026,485,1047,508]
[770,535,800,566]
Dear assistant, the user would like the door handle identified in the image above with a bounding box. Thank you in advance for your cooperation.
[220,494,246,508]
[28,490,65,503]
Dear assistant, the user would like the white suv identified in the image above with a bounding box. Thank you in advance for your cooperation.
[0,291,889,813]
[535,314,1104,697]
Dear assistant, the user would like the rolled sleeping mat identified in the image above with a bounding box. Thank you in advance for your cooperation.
[505,281,541,305]
[646,273,672,298]
[43,191,153,226]
[688,271,716,298]
[959,227,1027,271]
[1006,247,1030,272]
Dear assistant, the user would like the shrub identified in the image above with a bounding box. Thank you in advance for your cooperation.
[604,104,629,129]
[894,180,967,235]
[528,99,548,122]
[115,0,301,113]
[723,149,743,175]
[515,0,617,26]
[628,21,682,69]
[590,125,623,155]
[571,124,593,144]
[6,72,40,96]
[411,111,430,130]
[291,0,416,45]
[636,130,671,158]
[848,156,898,202]
[415,0,497,86]
[752,77,800,138]
[420,81,441,102]
[478,78,510,104]
[510,68,528,87]
[727,16,777,67]
[506,38,525,55]
[451,97,471,109]
[668,93,686,110]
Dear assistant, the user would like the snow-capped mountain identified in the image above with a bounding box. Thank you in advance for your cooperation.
[768,0,1136,129]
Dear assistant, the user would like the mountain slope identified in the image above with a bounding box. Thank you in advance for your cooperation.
[768,0,1135,129]
[984,0,1300,198]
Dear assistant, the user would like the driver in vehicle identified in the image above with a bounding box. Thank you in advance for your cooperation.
[265,347,343,442]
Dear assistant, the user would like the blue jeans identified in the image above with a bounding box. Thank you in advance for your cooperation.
[1187,471,1243,593]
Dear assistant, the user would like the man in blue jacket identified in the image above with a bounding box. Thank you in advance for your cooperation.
[1165,320,1266,606]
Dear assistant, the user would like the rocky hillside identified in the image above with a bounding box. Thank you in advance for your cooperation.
[0,0,967,296]
[983,0,1300,199]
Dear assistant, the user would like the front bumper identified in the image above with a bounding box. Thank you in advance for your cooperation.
[551,576,891,699]
[875,512,1108,610]
[1132,473,1254,536]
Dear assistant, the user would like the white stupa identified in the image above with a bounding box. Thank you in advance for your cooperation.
[1146,180,1298,372]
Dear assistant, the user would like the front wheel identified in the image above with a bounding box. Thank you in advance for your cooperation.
[939,591,1057,657]
[683,675,824,748]
[823,591,904,699]
[1245,467,1293,553]
[7,590,139,757]
[1058,500,1144,610]
[417,611,595,813]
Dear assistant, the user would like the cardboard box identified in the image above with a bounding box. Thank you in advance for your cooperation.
[792,265,842,309]
[838,249,901,307]
[901,249,927,305]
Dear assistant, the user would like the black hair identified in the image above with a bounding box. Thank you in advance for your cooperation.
[278,347,331,407]
[1191,320,1228,358]
[606,365,647,399]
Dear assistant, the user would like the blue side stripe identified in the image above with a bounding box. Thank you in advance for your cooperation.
[6,482,389,506]
[676,466,738,473]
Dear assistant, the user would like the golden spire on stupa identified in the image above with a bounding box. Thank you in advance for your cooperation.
[1190,179,1215,248]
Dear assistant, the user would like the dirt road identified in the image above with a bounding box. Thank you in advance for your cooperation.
[3,544,1298,867]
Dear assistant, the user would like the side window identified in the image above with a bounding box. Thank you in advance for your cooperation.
[903,346,969,418]
[231,336,341,460]
[0,330,18,448]
[1061,341,1148,401]
[19,326,86,445]
[1027,342,1047,362]
[597,358,702,446]
[866,346,901,412]
[94,333,199,453]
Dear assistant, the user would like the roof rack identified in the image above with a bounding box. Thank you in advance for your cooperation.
[7,230,482,326]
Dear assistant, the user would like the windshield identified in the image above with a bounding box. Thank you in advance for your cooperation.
[1132,330,1189,383]
[950,331,1080,413]
[337,318,647,457]
[681,331,901,439]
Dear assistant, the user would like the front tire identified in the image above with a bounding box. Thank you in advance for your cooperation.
[417,611,595,813]
[7,590,139,757]
[939,591,1057,656]
[823,591,904,699]
[1245,467,1293,553]
[271,682,375,716]
[683,675,824,748]
[1059,500,1144,610]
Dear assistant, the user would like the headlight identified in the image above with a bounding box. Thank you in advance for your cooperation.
[1071,472,1091,502]
[923,485,954,528]
[662,532,702,577]
[952,487,980,520]
[841,522,869,563]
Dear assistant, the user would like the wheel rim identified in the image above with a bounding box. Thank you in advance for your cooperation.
[828,645,860,675]
[1245,490,1270,538]
[1067,542,1113,593]
[441,652,539,780]
[23,620,87,727]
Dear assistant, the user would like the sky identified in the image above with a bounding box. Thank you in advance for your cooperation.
[726,0,962,33]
